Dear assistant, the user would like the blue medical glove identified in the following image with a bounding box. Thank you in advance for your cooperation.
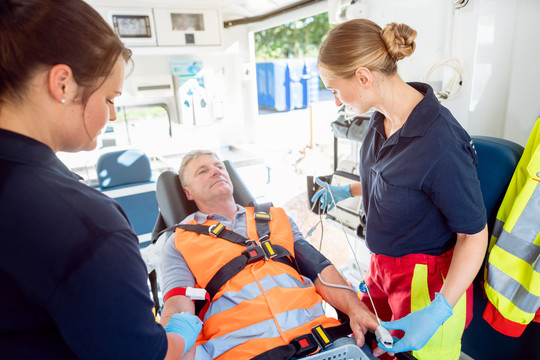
[310,177,352,211]
[377,292,453,353]
[164,312,203,356]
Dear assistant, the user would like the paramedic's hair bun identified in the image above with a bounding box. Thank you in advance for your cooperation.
[381,23,417,60]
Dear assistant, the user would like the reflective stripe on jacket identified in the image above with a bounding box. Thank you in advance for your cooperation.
[483,118,540,337]
[174,206,339,359]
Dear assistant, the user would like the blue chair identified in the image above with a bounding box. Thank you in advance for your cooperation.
[461,136,539,359]
[96,149,158,245]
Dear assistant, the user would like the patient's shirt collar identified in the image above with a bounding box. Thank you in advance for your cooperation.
[190,205,246,228]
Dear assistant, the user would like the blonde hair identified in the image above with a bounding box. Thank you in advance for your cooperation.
[179,149,219,185]
[318,19,417,79]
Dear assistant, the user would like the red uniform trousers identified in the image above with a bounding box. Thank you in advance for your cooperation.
[359,248,473,360]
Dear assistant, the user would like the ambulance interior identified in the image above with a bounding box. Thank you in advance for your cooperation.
[55,0,540,359]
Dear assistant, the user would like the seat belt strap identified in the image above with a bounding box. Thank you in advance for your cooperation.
[254,202,272,239]
[205,244,295,300]
[177,224,249,244]
[250,321,353,360]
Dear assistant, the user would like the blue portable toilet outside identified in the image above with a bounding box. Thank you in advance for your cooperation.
[256,60,288,111]
[256,62,271,109]
[256,58,320,112]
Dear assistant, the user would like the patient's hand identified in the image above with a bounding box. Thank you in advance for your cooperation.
[348,301,379,346]
[348,304,391,358]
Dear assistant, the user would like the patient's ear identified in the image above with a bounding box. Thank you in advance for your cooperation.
[183,187,194,201]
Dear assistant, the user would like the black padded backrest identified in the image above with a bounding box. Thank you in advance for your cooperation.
[225,160,256,209]
[155,171,198,229]
[152,160,256,236]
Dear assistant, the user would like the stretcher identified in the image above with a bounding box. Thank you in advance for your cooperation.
[295,337,375,360]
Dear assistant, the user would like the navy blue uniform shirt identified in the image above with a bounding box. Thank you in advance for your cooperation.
[359,83,486,257]
[0,129,167,359]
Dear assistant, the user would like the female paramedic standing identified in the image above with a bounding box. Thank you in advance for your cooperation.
[312,19,488,360]
[0,1,201,359]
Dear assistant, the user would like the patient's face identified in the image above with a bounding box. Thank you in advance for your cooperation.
[183,154,234,203]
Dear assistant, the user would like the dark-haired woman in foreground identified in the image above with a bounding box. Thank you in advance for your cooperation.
[0,1,201,358]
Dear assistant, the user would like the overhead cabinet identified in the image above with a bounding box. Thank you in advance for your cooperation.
[99,7,222,47]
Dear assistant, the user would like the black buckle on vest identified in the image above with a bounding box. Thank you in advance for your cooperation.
[311,325,332,349]
[260,239,277,259]
[291,334,318,358]
[208,223,225,237]
[254,211,272,221]
[242,244,266,264]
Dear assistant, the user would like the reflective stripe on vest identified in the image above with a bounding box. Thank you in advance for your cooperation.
[484,123,540,328]
[202,302,325,359]
[174,207,339,359]
[203,272,314,321]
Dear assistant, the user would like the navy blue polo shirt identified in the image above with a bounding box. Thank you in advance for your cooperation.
[359,83,486,257]
[0,129,167,359]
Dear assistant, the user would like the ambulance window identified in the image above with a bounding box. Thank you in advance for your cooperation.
[102,105,172,150]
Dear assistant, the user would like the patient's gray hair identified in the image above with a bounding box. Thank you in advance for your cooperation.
[179,149,219,185]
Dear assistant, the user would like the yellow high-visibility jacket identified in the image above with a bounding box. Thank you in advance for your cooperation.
[482,118,540,337]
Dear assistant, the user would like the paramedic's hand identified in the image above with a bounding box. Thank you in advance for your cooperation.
[378,292,453,353]
[311,178,352,211]
[164,312,203,356]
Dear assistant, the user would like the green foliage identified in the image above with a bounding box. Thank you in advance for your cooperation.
[254,12,333,61]
[116,105,168,122]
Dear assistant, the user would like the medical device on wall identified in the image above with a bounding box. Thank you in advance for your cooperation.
[96,7,158,47]
[177,78,211,126]
[328,0,369,24]
[423,58,464,102]
[171,61,212,126]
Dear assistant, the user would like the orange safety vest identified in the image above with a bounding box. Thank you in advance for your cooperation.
[174,206,340,360]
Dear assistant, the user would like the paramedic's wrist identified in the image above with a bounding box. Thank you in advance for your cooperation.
[311,178,352,211]
[164,312,203,356]
[378,292,453,352]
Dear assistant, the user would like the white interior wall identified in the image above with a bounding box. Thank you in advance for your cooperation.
[359,0,454,83]
[502,0,540,146]
[440,0,540,146]
[449,0,518,140]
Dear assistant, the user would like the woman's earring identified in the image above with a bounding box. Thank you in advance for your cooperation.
[61,98,66,104]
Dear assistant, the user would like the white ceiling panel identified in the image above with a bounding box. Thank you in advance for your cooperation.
[87,0,310,22]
